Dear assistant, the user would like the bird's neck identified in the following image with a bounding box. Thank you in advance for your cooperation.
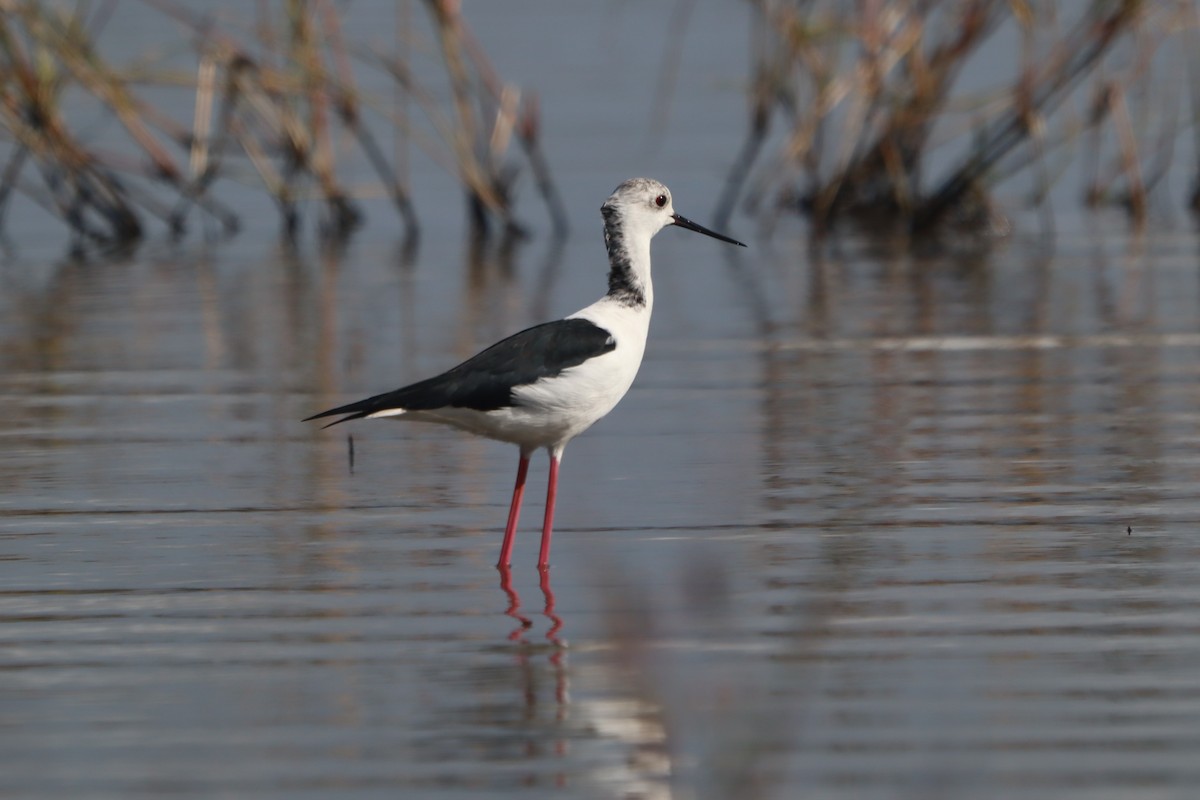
[602,208,653,310]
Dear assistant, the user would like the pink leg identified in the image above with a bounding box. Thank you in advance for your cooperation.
[537,454,560,569]
[497,453,530,567]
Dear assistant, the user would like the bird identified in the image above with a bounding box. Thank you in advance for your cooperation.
[304,178,745,570]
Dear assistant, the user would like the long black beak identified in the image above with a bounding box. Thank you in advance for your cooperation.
[671,213,746,247]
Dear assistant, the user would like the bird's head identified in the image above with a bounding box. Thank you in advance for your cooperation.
[602,178,745,248]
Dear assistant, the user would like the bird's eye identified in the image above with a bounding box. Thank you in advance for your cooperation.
[654,194,667,208]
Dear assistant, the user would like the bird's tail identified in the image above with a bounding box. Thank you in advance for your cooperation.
[302,393,406,429]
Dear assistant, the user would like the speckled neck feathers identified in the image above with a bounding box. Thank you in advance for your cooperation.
[602,204,648,308]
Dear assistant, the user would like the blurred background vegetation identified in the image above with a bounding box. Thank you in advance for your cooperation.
[0,0,1186,253]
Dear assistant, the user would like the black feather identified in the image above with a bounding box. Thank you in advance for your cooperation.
[304,318,617,426]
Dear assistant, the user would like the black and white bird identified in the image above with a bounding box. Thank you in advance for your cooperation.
[304,178,745,569]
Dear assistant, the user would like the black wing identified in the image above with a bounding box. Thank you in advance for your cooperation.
[304,318,617,426]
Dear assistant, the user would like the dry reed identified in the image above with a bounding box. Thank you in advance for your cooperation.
[716,0,1176,236]
[0,0,565,252]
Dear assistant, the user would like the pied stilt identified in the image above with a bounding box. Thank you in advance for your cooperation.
[304,178,745,569]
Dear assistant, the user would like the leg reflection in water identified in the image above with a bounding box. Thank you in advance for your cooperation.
[498,565,569,724]
[497,565,564,647]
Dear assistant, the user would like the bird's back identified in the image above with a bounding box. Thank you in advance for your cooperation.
[432,295,651,451]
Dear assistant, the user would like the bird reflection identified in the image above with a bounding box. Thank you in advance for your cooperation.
[498,565,534,641]
[497,565,569,751]
[541,571,564,644]
[497,566,565,648]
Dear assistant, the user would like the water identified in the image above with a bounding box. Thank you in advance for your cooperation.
[5,3,1200,798]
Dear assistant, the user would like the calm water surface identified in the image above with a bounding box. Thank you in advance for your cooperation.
[5,3,1200,798]
[5,222,1200,799]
